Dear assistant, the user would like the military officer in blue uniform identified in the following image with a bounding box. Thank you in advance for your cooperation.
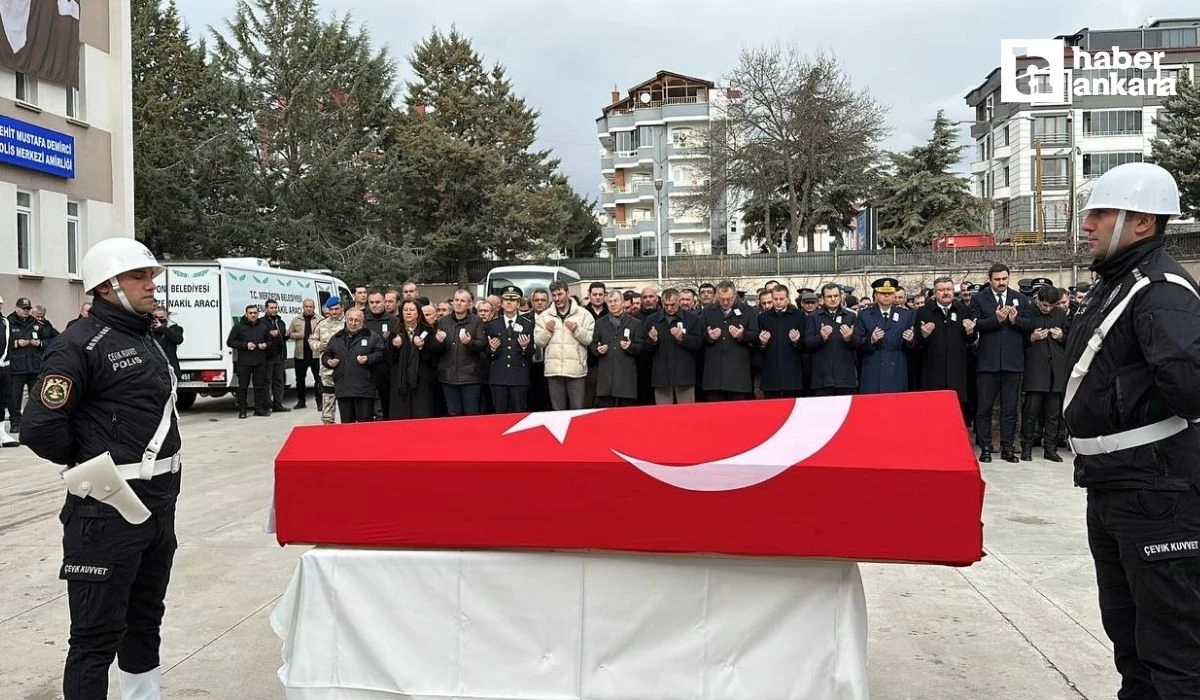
[855,277,916,393]
[484,286,535,413]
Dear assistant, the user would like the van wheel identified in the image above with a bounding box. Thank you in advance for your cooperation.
[176,391,197,410]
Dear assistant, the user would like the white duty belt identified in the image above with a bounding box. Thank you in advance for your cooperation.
[1064,271,1200,456]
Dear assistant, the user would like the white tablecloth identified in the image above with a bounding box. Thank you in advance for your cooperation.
[270,548,869,700]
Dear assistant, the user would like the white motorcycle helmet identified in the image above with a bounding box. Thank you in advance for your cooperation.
[80,237,165,313]
[1080,162,1181,259]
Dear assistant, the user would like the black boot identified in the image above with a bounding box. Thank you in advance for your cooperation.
[273,403,291,412]
[239,407,248,419]
[979,448,992,463]
[1044,442,1063,462]
[1021,446,1033,462]
[1001,449,1020,463]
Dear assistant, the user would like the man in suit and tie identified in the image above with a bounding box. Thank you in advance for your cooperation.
[969,263,1034,463]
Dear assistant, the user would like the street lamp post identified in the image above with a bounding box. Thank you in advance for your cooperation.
[654,178,664,285]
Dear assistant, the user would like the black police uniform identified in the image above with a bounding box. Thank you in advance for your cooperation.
[484,312,535,413]
[22,297,182,700]
[1062,237,1200,698]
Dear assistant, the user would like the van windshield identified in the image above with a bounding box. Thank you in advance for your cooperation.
[487,273,555,299]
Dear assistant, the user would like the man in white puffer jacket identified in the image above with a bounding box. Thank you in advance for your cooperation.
[534,281,595,410]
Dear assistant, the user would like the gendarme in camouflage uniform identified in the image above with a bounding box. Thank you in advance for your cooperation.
[308,297,345,424]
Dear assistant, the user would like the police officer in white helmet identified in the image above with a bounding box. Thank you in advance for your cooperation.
[23,237,182,700]
[1064,162,1200,698]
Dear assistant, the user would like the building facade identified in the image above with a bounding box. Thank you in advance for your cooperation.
[1,0,134,323]
[964,18,1200,245]
[595,71,749,259]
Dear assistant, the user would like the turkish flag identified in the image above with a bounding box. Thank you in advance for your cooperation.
[274,391,985,566]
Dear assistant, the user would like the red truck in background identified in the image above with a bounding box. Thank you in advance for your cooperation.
[931,232,996,250]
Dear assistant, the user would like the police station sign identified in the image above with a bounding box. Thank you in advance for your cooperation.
[0,114,75,178]
[1000,39,1179,105]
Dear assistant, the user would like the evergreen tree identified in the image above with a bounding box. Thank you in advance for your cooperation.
[1150,74,1200,219]
[876,110,990,247]
[132,0,258,258]
[395,28,561,284]
[209,0,404,282]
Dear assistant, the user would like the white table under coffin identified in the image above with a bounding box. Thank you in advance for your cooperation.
[270,548,869,700]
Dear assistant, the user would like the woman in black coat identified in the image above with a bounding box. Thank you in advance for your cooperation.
[389,300,439,419]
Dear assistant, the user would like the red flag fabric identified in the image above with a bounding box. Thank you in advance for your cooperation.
[274,391,985,566]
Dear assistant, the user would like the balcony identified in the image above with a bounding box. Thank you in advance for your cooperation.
[613,150,641,167]
[1035,174,1070,189]
[993,144,1011,159]
[970,159,989,174]
[668,143,707,159]
[600,155,614,171]
[1032,133,1070,148]
[668,216,711,233]
[599,112,635,134]
[668,179,708,196]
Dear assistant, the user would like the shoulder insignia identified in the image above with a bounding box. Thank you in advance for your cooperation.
[85,326,111,352]
[40,375,73,409]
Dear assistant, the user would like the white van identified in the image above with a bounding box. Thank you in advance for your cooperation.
[477,265,581,301]
[153,258,351,408]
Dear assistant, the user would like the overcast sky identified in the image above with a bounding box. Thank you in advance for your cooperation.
[173,0,1196,199]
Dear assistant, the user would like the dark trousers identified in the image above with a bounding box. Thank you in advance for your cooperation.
[811,387,855,397]
[763,389,803,399]
[490,385,528,414]
[60,498,177,700]
[528,363,548,412]
[1021,391,1063,453]
[266,356,286,407]
[374,367,392,418]
[1088,487,1200,699]
[235,364,268,413]
[443,384,482,416]
[706,390,751,402]
[337,397,375,423]
[9,372,36,428]
[597,396,636,408]
[976,371,1021,452]
[294,359,320,407]
[584,364,598,408]
[0,366,11,422]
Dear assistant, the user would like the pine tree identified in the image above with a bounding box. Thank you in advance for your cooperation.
[132,0,258,258]
[876,110,991,247]
[395,28,562,284]
[209,0,404,282]
[1150,74,1200,219]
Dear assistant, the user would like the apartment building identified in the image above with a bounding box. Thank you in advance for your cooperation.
[964,17,1199,244]
[1,0,134,323]
[595,71,748,259]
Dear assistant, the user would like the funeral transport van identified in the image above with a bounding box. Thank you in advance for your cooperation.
[153,258,351,408]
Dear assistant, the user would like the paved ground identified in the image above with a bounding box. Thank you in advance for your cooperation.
[0,395,1117,699]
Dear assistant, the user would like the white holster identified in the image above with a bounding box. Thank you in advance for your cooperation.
[1064,271,1200,456]
[62,452,151,524]
[59,336,182,523]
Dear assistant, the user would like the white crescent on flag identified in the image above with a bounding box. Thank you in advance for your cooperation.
[0,0,32,54]
[612,395,853,491]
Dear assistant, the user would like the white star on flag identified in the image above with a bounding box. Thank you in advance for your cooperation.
[503,409,603,444]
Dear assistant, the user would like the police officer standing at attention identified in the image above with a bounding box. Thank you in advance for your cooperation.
[22,238,182,700]
[1064,162,1200,698]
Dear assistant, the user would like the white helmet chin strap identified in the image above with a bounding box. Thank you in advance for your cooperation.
[108,276,137,314]
[1105,209,1129,260]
